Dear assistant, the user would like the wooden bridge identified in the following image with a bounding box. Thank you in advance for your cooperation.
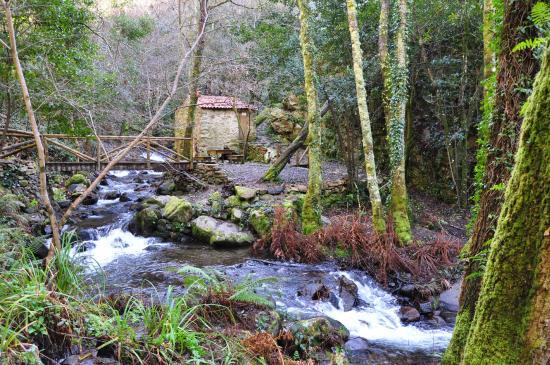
[0,129,195,172]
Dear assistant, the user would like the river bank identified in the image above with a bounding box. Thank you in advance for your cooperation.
[0,162,465,364]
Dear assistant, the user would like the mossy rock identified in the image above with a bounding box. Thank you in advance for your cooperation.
[249,208,272,238]
[230,208,244,223]
[208,191,224,217]
[225,195,241,208]
[191,216,217,243]
[142,197,168,207]
[191,216,254,248]
[157,180,176,195]
[65,173,90,188]
[288,317,349,350]
[0,193,25,216]
[235,186,258,200]
[130,207,161,236]
[162,197,193,224]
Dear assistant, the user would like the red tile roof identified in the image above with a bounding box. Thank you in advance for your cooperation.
[197,95,256,110]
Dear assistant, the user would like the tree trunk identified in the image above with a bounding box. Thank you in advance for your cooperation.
[461,45,549,365]
[346,0,386,233]
[443,1,538,362]
[297,0,322,235]
[261,101,329,182]
[176,0,208,158]
[378,0,391,131]
[1,91,11,150]
[3,2,62,261]
[388,0,412,243]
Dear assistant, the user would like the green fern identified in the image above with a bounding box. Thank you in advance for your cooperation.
[531,1,550,26]
[178,265,276,307]
[513,2,549,52]
[513,37,546,52]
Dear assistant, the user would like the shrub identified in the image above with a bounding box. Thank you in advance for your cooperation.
[255,209,462,286]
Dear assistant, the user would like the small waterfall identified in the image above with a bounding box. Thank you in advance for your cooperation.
[74,170,164,267]
[314,272,452,350]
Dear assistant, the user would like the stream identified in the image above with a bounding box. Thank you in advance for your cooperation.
[71,170,453,364]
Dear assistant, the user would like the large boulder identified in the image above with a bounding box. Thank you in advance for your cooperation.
[288,317,349,349]
[191,216,254,248]
[129,206,161,236]
[68,184,98,205]
[162,197,193,224]
[235,186,258,201]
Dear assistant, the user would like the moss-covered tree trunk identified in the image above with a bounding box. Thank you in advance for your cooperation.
[388,0,412,243]
[460,45,549,365]
[297,0,322,234]
[443,1,538,362]
[346,0,386,233]
[175,0,208,158]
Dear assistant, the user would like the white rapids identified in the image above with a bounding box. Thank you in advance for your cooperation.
[314,272,452,350]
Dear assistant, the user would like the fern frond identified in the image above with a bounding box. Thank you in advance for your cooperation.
[513,37,546,52]
[531,2,550,26]
[178,265,225,292]
[229,291,274,308]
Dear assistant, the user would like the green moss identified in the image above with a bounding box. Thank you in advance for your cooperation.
[334,245,351,260]
[162,197,193,224]
[249,208,272,238]
[226,195,241,208]
[390,166,412,244]
[52,187,66,202]
[65,173,89,187]
[460,46,549,365]
[441,310,472,365]
[208,191,224,216]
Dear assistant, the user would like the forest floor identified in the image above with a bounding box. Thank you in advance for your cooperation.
[220,161,469,241]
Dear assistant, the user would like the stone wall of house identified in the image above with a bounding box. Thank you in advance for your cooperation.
[175,106,256,157]
[196,109,241,155]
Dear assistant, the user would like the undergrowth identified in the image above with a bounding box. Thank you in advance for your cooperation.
[254,207,462,286]
[0,231,313,365]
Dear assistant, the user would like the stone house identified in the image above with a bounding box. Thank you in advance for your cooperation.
[175,95,256,156]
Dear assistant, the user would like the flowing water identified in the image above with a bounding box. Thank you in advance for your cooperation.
[72,171,453,364]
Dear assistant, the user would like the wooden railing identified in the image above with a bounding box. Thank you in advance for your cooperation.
[0,129,194,171]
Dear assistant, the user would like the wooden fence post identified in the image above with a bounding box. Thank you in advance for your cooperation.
[146,134,151,169]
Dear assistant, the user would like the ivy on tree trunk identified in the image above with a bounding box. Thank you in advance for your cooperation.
[387,0,412,243]
[297,0,322,235]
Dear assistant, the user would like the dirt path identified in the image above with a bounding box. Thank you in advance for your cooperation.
[219,161,348,187]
